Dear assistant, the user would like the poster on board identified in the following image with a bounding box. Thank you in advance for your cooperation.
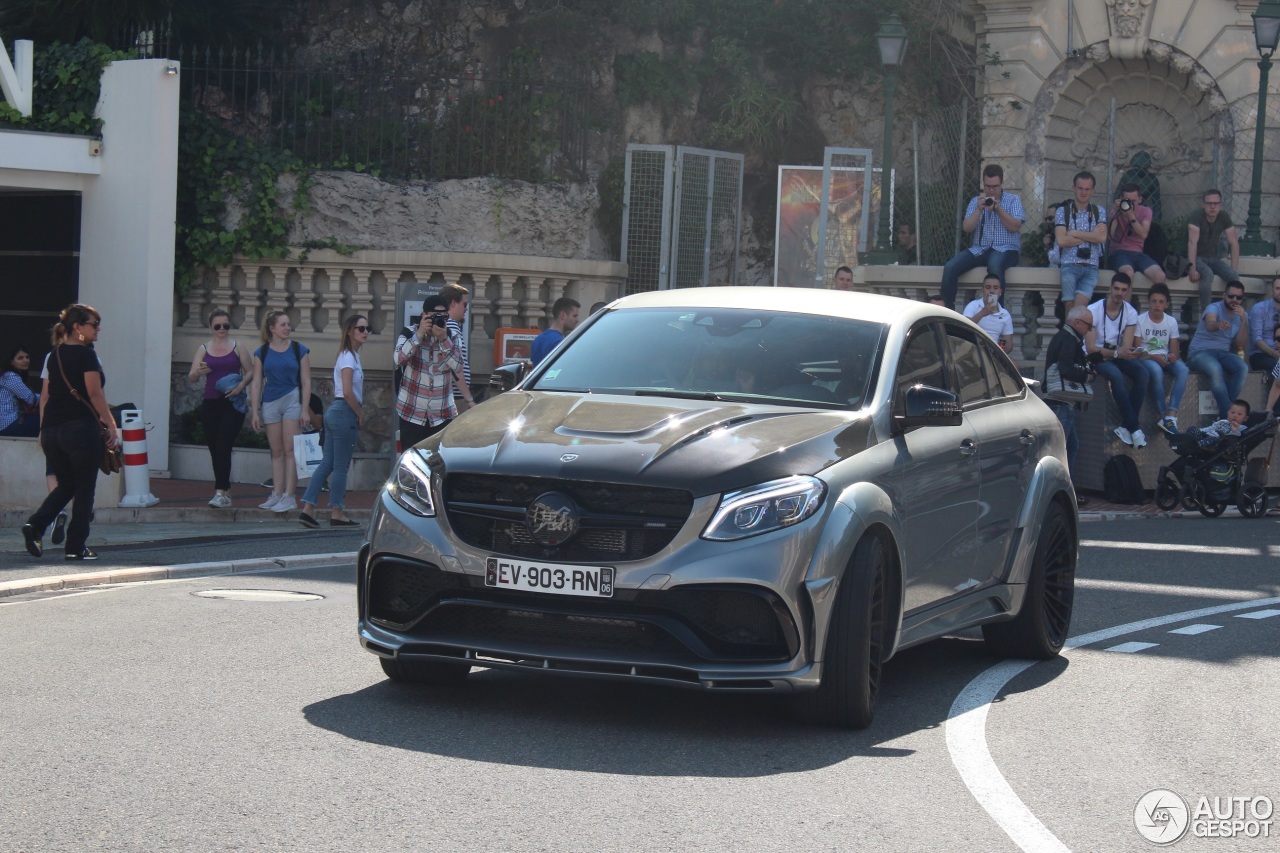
[773,165,888,287]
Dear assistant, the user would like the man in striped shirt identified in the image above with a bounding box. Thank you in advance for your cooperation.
[439,283,476,413]
[395,293,464,450]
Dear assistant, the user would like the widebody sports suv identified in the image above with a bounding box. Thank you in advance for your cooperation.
[358,287,1078,728]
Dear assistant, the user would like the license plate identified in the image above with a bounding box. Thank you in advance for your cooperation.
[485,557,615,598]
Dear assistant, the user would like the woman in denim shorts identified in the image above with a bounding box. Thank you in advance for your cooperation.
[250,311,311,513]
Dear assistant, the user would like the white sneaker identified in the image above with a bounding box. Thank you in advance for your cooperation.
[272,496,297,513]
[259,494,282,509]
[208,493,233,509]
[1132,429,1147,448]
[1114,426,1133,446]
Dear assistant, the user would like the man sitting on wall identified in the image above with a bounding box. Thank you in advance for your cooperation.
[1086,272,1149,448]
[1107,182,1167,286]
[939,163,1024,311]
[962,274,1014,352]
[1187,279,1250,419]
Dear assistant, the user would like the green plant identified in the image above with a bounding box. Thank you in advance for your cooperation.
[595,154,626,259]
[0,38,127,135]
[614,52,697,114]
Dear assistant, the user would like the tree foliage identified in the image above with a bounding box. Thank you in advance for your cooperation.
[0,0,297,46]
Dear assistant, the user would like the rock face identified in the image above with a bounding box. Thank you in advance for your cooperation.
[267,173,609,259]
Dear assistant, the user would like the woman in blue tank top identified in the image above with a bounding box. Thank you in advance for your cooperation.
[249,310,311,513]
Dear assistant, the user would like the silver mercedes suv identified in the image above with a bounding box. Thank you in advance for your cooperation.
[357,287,1077,728]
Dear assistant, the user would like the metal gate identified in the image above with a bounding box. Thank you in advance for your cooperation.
[621,144,744,294]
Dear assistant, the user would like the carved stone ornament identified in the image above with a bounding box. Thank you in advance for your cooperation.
[1105,0,1155,59]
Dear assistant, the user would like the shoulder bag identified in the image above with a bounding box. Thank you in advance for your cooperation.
[54,346,123,475]
[1044,362,1093,404]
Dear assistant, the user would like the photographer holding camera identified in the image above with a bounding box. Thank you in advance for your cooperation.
[1107,183,1167,285]
[394,292,464,449]
[1056,171,1109,311]
[939,163,1025,310]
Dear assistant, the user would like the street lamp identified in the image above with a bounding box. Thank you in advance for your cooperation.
[864,13,908,265]
[1240,0,1280,256]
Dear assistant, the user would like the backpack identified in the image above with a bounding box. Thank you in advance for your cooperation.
[1103,454,1146,504]
[1144,220,1169,267]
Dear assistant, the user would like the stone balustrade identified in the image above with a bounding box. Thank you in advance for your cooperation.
[174,249,630,378]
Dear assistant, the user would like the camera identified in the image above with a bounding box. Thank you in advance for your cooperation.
[431,312,447,328]
[1118,199,1134,212]
[983,197,996,208]
[1076,245,1091,259]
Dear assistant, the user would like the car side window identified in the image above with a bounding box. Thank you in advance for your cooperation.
[894,324,947,414]
[980,337,1026,399]
[945,325,990,408]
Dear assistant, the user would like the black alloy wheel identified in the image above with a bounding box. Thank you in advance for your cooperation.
[1153,468,1180,511]
[380,655,472,685]
[1189,482,1227,518]
[795,534,889,729]
[982,501,1076,659]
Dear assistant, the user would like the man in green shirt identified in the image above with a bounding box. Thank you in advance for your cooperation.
[1187,188,1240,310]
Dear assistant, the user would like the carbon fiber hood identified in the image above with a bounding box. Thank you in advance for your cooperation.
[426,390,878,497]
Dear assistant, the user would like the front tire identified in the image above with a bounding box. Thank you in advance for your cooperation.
[795,534,889,729]
[983,501,1075,659]
[1154,468,1180,511]
[380,655,471,685]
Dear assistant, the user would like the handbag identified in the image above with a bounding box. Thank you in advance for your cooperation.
[1044,362,1094,404]
[54,345,123,475]
[293,431,324,481]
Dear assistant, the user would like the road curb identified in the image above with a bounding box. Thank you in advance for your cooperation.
[0,551,358,600]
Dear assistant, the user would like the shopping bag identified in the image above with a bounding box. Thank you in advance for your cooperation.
[293,432,323,480]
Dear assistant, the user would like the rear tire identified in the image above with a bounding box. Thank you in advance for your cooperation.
[794,535,889,729]
[1237,484,1269,518]
[379,655,471,685]
[983,501,1075,659]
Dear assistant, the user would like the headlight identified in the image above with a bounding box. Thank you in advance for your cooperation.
[701,476,826,541]
[387,449,436,517]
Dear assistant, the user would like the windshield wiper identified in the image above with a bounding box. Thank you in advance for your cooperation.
[634,389,725,401]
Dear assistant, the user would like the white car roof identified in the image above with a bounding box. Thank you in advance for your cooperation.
[611,286,947,327]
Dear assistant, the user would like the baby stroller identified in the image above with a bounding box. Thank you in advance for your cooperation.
[1154,416,1276,518]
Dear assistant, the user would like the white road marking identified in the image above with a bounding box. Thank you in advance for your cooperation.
[1103,641,1159,653]
[947,594,1280,853]
[1074,578,1269,600]
[1234,608,1280,620]
[1079,539,1280,557]
[1168,624,1221,635]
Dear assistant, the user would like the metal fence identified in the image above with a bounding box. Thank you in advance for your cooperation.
[116,30,590,182]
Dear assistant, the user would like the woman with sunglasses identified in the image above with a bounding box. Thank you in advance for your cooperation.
[299,315,369,528]
[188,309,253,508]
[22,303,119,561]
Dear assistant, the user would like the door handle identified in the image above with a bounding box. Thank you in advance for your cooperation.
[959,439,978,457]
[1019,430,1036,446]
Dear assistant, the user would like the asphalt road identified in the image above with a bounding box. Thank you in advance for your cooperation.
[0,516,1276,852]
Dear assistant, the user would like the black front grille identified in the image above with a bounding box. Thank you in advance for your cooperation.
[444,473,693,562]
[409,585,797,663]
[428,601,697,660]
[366,558,468,628]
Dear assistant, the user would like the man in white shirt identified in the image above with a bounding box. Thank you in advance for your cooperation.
[1134,282,1188,435]
[1086,272,1150,447]
[962,274,1014,352]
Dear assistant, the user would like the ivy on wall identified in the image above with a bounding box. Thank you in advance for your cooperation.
[0,38,127,135]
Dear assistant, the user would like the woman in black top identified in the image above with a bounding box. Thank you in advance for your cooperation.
[22,304,120,561]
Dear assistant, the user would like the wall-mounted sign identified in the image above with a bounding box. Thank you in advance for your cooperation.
[494,328,540,365]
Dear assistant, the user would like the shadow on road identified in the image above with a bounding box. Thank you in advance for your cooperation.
[302,635,1068,777]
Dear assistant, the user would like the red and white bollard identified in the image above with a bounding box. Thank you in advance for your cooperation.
[117,408,159,508]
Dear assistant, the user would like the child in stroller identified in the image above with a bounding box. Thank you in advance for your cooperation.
[1155,400,1276,517]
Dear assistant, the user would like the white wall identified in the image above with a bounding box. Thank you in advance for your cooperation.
[77,59,180,472]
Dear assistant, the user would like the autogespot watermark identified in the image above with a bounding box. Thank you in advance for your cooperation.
[1134,789,1274,844]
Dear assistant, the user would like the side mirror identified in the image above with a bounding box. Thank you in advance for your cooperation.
[488,362,529,395]
[896,384,962,430]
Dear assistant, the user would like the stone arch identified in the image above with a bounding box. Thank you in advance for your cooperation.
[1022,43,1232,223]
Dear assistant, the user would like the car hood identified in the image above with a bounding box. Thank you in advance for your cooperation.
[429,391,879,497]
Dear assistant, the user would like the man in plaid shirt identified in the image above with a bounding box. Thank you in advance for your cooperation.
[940,163,1025,310]
[395,292,463,449]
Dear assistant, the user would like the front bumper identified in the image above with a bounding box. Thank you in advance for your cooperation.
[357,491,832,692]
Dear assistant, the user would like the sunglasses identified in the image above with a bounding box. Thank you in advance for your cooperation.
[1225,294,1243,301]
[212,323,231,331]
[354,325,370,333]
[86,321,101,329]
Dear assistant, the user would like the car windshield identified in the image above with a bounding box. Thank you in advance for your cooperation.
[530,307,886,409]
